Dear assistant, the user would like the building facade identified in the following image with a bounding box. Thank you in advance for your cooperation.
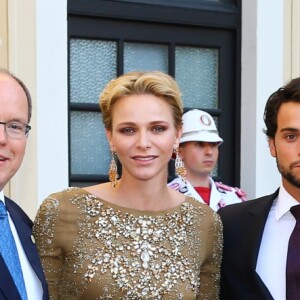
[0,0,298,218]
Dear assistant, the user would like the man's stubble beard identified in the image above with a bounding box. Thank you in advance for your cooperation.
[276,157,300,189]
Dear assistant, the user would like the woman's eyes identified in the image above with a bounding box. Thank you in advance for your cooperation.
[152,125,166,133]
[119,125,167,134]
[120,128,135,134]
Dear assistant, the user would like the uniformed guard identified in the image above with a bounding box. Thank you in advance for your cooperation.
[168,109,246,211]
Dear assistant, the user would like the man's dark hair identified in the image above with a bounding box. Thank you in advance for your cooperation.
[263,77,300,139]
[0,68,32,122]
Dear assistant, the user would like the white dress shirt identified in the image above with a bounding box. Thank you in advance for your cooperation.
[0,190,43,300]
[256,185,299,300]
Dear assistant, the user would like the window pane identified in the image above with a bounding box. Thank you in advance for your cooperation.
[70,39,117,104]
[70,111,110,174]
[116,0,220,6]
[175,46,218,108]
[124,42,168,73]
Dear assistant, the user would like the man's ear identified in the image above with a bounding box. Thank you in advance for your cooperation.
[178,145,184,160]
[269,138,277,158]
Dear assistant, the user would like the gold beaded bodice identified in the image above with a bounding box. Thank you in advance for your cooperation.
[33,188,222,300]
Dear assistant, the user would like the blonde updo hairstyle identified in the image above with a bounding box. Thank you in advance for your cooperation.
[100,71,183,131]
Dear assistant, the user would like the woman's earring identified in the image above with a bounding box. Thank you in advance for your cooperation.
[109,150,119,188]
[174,142,187,182]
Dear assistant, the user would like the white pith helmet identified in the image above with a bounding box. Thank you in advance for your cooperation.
[180,109,223,144]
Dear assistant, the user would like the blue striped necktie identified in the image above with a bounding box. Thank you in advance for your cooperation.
[0,201,28,300]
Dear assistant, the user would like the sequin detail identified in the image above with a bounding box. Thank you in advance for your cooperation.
[85,201,200,299]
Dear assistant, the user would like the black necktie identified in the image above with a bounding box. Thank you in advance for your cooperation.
[286,205,300,300]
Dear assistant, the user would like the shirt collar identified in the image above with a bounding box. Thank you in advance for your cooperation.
[0,190,4,203]
[275,184,300,220]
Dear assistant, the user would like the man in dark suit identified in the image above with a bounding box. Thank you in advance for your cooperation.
[0,69,48,299]
[219,77,300,300]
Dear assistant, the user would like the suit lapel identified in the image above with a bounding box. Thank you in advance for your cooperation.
[0,254,22,300]
[245,190,279,299]
[246,192,277,268]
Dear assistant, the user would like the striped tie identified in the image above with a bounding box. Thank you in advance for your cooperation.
[0,201,28,300]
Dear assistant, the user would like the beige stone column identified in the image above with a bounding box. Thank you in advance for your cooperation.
[284,0,300,81]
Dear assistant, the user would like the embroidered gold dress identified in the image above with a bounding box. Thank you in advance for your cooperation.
[33,187,222,300]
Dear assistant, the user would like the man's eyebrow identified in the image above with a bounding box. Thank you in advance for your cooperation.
[280,127,300,133]
[4,118,25,123]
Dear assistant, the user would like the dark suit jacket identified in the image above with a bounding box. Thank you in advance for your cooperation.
[0,196,49,300]
[218,190,279,300]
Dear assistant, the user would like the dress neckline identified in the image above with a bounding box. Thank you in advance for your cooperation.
[75,187,195,216]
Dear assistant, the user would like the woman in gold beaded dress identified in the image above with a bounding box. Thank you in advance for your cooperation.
[33,71,223,300]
